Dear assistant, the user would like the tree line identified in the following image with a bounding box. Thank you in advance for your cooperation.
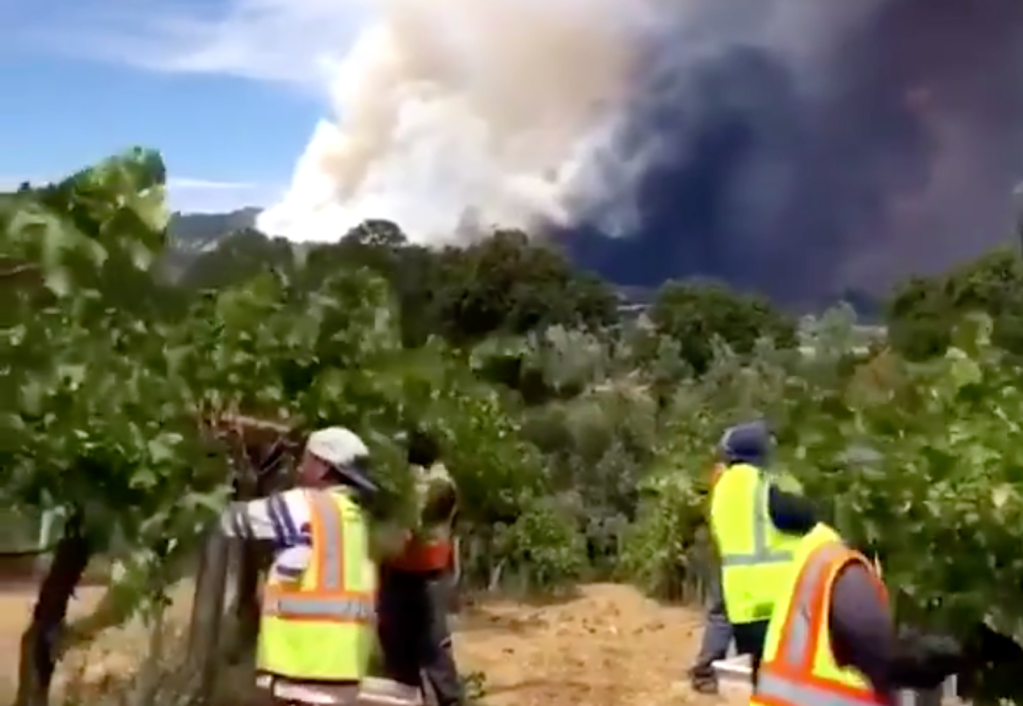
[177,217,1023,369]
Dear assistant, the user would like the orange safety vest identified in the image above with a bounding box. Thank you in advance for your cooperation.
[751,528,889,706]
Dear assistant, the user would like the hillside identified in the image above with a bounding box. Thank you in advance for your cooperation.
[162,208,261,281]
[168,208,261,252]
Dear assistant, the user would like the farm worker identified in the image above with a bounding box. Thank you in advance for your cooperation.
[691,420,818,692]
[751,522,963,706]
[219,426,378,706]
[377,429,464,706]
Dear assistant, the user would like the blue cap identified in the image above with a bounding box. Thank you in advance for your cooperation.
[718,421,771,466]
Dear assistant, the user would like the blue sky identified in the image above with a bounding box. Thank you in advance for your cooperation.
[1,0,366,213]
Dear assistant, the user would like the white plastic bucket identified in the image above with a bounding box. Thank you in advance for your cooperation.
[356,677,423,706]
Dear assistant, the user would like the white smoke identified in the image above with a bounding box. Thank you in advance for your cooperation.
[258,0,664,245]
[256,0,900,247]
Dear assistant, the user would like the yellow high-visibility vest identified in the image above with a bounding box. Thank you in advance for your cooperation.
[257,489,375,682]
[751,523,888,706]
[709,463,801,623]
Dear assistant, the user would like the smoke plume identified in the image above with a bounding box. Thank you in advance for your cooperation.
[258,0,1023,306]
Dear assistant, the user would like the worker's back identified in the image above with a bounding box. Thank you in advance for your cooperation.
[751,523,884,706]
[710,462,801,624]
[258,487,376,689]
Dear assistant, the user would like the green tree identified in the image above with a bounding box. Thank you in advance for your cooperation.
[886,248,1023,360]
[343,218,408,249]
[180,228,295,291]
[431,229,619,345]
[647,280,797,374]
[886,275,953,361]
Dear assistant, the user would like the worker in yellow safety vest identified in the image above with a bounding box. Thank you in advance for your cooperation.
[751,522,963,706]
[219,426,379,706]
[703,420,817,688]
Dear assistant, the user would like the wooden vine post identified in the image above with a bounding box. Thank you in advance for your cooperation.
[187,530,230,705]
[186,412,299,701]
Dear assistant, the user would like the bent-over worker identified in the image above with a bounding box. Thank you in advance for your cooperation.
[219,426,378,706]
[693,420,817,692]
[751,522,962,706]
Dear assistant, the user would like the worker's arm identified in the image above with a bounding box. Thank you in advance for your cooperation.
[218,489,312,580]
[451,536,461,584]
[766,484,817,533]
[829,563,963,696]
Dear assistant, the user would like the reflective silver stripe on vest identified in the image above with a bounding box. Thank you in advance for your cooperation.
[308,490,343,590]
[720,475,795,567]
[264,596,374,621]
[779,542,845,664]
[756,672,879,706]
[264,490,372,621]
[756,542,878,706]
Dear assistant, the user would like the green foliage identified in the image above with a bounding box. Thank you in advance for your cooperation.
[647,279,798,374]
[13,150,1023,704]
[494,498,588,590]
[181,225,620,349]
[620,473,704,600]
[792,315,1023,635]
[428,230,619,344]
[1,149,225,554]
[2,151,561,617]
[178,229,294,291]
[886,247,1023,360]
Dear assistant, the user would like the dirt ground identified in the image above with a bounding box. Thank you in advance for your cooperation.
[452,583,744,706]
[0,582,747,706]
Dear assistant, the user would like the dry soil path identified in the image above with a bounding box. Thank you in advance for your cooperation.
[0,582,747,706]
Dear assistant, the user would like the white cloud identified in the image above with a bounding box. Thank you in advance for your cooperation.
[24,0,369,89]
[1,174,275,213]
[169,177,256,191]
[167,176,278,212]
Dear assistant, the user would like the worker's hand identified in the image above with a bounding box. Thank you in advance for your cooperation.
[773,472,804,495]
[917,634,966,686]
[921,633,963,664]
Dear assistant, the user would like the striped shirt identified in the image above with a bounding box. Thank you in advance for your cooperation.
[219,487,321,581]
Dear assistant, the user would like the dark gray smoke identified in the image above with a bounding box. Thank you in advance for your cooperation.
[560,0,1023,307]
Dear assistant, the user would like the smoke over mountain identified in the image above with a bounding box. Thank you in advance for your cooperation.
[258,0,1023,306]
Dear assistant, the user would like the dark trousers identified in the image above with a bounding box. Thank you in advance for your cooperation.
[692,573,732,673]
[377,566,464,706]
[691,573,769,686]
[734,620,769,685]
